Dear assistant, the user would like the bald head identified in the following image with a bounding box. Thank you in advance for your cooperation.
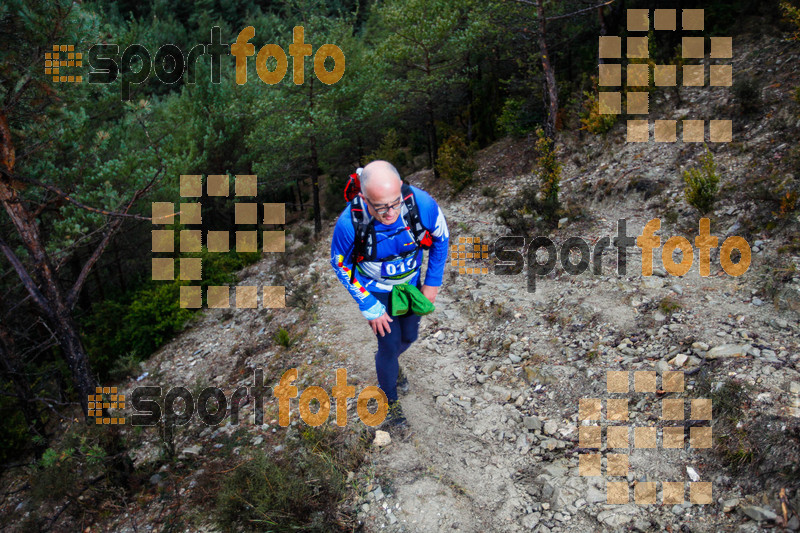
[361,160,401,192]
[360,160,403,223]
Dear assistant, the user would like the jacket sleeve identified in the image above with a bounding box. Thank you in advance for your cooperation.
[413,186,450,287]
[330,209,386,320]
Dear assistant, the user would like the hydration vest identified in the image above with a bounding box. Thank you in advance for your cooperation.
[348,182,433,285]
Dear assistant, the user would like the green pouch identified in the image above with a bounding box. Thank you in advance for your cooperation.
[389,283,435,316]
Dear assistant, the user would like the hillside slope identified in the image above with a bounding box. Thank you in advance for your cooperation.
[3,29,799,533]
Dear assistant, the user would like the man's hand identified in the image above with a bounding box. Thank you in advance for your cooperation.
[421,284,439,304]
[368,312,393,337]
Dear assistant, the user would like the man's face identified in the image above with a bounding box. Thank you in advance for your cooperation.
[362,183,402,224]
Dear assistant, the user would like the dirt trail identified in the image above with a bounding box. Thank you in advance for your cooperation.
[314,215,606,532]
[318,277,491,531]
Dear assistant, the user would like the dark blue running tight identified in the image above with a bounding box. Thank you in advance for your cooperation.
[371,287,422,402]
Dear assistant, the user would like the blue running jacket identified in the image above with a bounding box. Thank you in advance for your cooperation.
[330,184,450,320]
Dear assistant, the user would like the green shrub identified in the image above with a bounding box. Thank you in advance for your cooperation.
[579,90,617,135]
[535,128,562,222]
[122,281,195,358]
[694,376,756,473]
[30,447,82,503]
[288,272,320,312]
[496,205,529,236]
[496,130,563,233]
[497,97,538,138]
[683,145,720,213]
[30,429,109,503]
[779,190,798,218]
[664,209,679,225]
[108,351,143,381]
[82,247,261,375]
[658,296,682,315]
[436,134,477,193]
[481,186,498,198]
[0,396,31,464]
[83,282,192,373]
[294,225,313,244]
[216,452,324,531]
[366,129,407,169]
[579,76,617,135]
[781,1,800,40]
[274,327,295,348]
[214,425,368,532]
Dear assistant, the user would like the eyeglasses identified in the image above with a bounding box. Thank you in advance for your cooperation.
[363,195,402,215]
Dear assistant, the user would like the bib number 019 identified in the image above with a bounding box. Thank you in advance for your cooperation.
[382,255,417,277]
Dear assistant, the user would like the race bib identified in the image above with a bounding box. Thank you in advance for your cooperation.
[381,254,418,278]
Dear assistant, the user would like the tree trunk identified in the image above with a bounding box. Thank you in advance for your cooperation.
[91,251,105,302]
[427,97,440,179]
[310,143,321,235]
[537,0,558,141]
[465,52,474,145]
[49,300,96,415]
[422,47,441,179]
[426,127,434,171]
[0,113,97,419]
[70,252,92,311]
[598,5,608,65]
[297,179,305,211]
[309,78,322,235]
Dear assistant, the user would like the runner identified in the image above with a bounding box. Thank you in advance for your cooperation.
[330,160,450,435]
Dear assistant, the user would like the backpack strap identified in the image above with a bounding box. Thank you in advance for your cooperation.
[401,182,433,249]
[348,194,375,284]
[348,182,432,284]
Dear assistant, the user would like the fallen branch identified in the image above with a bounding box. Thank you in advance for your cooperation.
[684,354,708,376]
[609,166,642,190]
[212,456,257,475]
[43,472,106,532]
